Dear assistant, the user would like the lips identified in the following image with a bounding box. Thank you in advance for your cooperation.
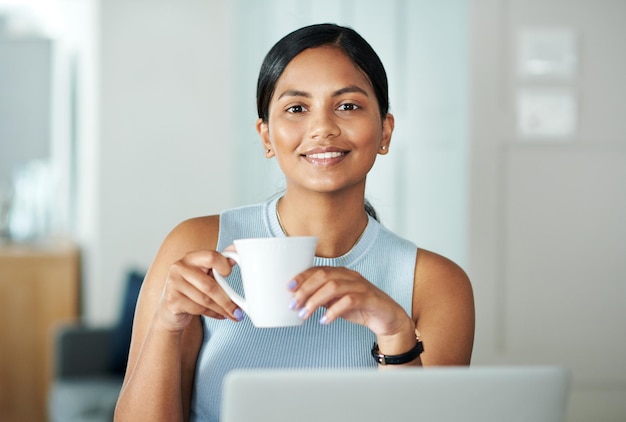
[305,151,345,159]
[301,149,348,165]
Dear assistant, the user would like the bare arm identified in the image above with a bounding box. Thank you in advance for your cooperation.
[412,249,475,365]
[114,216,241,421]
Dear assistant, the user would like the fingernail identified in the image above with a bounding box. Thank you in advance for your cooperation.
[233,308,244,321]
[298,308,308,319]
[319,315,329,325]
[287,279,297,290]
[288,298,298,310]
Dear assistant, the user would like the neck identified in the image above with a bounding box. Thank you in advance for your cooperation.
[277,189,369,258]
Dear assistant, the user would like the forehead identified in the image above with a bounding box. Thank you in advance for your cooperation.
[274,46,373,94]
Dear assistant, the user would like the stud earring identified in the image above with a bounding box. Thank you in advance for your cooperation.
[266,148,271,154]
[380,146,387,151]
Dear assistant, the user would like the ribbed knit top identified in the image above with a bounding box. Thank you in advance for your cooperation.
[190,196,418,421]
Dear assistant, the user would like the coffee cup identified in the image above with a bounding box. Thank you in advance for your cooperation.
[213,236,317,327]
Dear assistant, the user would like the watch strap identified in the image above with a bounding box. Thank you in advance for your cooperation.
[371,338,424,365]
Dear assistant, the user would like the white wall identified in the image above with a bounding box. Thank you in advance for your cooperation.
[93,0,237,323]
[469,0,626,420]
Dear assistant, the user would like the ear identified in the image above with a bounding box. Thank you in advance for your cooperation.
[256,118,274,158]
[378,113,395,155]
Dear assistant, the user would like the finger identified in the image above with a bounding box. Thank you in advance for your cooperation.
[294,272,357,320]
[163,273,234,321]
[291,266,342,296]
[222,244,238,265]
[157,284,217,330]
[202,309,227,320]
[288,266,327,291]
[172,272,234,317]
[318,294,362,325]
[288,267,332,312]
[169,259,241,321]
[180,250,234,278]
[291,267,359,315]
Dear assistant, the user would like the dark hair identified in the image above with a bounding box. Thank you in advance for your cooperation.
[256,23,389,122]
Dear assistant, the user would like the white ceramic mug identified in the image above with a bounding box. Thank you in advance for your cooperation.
[213,236,317,328]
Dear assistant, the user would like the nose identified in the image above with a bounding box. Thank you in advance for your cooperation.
[308,109,340,139]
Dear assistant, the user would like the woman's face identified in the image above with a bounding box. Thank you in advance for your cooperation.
[257,46,394,196]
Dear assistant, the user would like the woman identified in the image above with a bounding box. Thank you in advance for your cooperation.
[114,23,474,422]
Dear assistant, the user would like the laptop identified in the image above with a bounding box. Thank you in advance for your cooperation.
[221,366,569,422]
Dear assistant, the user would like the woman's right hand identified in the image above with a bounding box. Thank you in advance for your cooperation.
[155,249,243,333]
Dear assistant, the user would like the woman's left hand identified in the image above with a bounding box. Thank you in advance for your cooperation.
[288,266,411,337]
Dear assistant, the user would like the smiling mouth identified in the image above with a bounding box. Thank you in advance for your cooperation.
[304,151,347,159]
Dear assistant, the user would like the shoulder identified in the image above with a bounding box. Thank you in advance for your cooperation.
[159,215,220,261]
[412,248,474,322]
[414,249,469,287]
[139,215,220,304]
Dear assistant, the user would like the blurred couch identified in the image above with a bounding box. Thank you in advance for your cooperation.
[48,270,144,422]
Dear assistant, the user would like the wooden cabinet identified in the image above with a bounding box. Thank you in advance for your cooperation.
[0,241,79,422]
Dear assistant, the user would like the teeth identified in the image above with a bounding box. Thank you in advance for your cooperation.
[307,151,344,159]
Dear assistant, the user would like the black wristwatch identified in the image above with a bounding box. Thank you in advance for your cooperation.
[371,338,424,365]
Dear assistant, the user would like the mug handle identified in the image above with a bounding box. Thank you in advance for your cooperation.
[212,251,247,312]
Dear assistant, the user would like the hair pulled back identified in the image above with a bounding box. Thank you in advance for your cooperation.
[256,23,389,122]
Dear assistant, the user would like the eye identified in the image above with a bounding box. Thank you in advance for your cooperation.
[338,103,359,111]
[287,105,306,113]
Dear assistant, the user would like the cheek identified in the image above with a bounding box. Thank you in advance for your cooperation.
[270,120,303,146]
[346,120,382,146]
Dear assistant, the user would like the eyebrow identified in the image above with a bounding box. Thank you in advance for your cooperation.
[333,85,369,97]
[277,85,369,100]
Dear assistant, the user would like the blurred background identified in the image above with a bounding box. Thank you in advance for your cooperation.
[0,0,624,421]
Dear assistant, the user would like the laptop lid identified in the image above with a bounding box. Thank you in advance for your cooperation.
[221,366,569,422]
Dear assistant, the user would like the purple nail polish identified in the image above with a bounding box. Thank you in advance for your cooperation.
[287,280,297,290]
[319,315,329,325]
[288,298,298,310]
[234,308,244,321]
[298,308,307,319]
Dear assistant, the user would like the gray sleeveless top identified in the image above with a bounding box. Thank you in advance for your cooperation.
[190,196,417,421]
